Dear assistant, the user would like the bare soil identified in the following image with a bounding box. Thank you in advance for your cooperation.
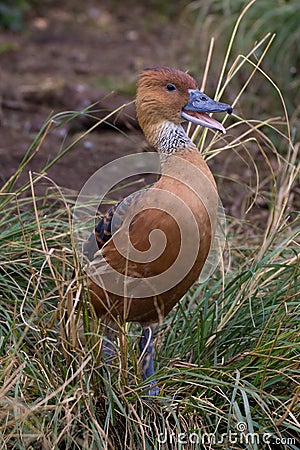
[0,1,188,192]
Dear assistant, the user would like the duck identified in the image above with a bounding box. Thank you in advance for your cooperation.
[82,66,232,396]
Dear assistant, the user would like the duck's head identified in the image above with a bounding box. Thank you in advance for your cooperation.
[136,66,232,138]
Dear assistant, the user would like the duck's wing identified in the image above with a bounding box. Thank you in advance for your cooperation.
[83,203,119,261]
[83,190,144,261]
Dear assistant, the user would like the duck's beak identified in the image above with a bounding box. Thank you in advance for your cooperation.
[181,89,232,134]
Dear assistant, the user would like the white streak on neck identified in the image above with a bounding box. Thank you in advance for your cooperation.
[155,122,195,154]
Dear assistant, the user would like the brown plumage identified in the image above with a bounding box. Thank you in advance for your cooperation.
[83,66,232,394]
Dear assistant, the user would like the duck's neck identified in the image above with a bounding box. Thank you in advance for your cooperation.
[144,121,197,156]
[142,120,216,187]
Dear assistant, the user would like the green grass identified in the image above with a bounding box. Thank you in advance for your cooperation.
[0,3,299,449]
[0,0,29,30]
[185,0,300,117]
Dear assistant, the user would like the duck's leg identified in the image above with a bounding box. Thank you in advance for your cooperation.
[102,334,115,362]
[139,326,160,396]
[101,333,115,389]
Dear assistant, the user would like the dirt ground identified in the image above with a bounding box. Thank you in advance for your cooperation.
[1,0,296,226]
[1,1,175,185]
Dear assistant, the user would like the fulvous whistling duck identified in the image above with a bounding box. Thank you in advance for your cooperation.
[83,66,232,396]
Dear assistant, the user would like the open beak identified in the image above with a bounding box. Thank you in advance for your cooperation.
[181,89,232,134]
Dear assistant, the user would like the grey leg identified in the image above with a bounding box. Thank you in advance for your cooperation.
[139,327,159,396]
[102,334,115,362]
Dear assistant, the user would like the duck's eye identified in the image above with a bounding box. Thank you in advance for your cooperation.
[166,83,176,92]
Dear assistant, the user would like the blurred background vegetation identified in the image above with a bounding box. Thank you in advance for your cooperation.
[185,0,300,120]
[0,0,29,30]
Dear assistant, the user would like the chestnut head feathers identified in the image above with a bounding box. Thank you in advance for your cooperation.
[136,66,232,144]
[136,66,197,128]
